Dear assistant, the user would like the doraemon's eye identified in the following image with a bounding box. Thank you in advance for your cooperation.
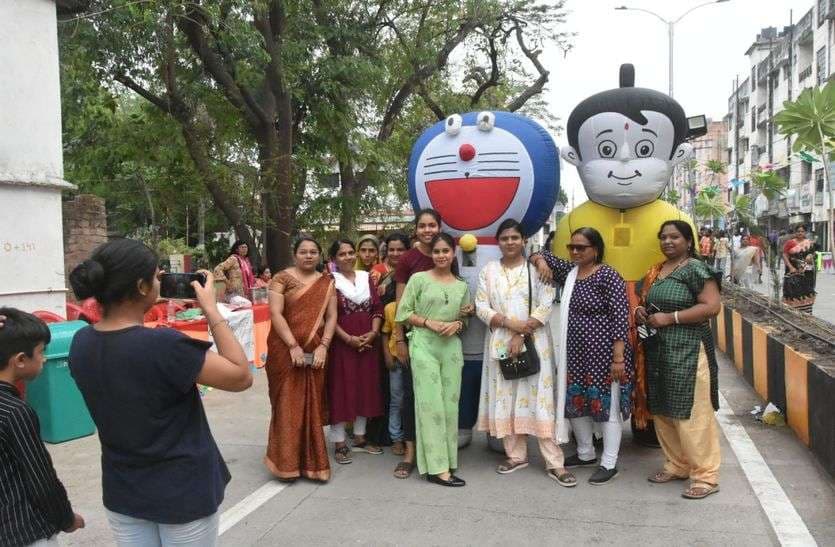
[445,114,463,136]
[597,140,617,158]
[635,139,655,158]
[477,111,495,131]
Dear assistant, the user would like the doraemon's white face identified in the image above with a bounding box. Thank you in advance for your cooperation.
[561,110,692,209]
[412,113,535,237]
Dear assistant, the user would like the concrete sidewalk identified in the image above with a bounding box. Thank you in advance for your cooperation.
[47,351,835,546]
[746,265,835,325]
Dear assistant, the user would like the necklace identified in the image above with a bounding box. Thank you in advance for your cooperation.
[500,260,526,289]
[658,256,689,280]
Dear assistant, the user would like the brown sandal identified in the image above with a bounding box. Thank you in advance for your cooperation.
[682,484,720,499]
[334,445,352,465]
[496,459,529,474]
[393,461,415,479]
[648,471,687,483]
[391,441,406,456]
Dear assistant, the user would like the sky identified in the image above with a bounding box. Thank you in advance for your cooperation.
[540,0,813,206]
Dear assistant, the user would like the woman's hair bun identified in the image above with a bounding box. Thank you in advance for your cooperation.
[69,259,106,299]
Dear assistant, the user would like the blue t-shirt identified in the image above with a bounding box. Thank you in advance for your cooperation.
[68,326,230,524]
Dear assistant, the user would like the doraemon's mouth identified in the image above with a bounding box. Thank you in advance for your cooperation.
[608,170,642,185]
[426,177,519,231]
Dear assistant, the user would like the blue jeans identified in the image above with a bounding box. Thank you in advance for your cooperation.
[106,509,219,547]
[388,362,406,442]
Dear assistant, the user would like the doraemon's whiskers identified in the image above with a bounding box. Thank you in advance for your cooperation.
[476,168,520,172]
[477,152,519,156]
[426,154,456,160]
[477,160,520,164]
[423,161,457,168]
[423,169,458,176]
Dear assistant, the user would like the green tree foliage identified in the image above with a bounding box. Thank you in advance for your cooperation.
[775,80,835,252]
[58,0,572,268]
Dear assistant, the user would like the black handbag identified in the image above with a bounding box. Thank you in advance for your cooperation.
[499,264,541,380]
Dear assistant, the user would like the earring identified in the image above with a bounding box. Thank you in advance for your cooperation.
[16,363,25,369]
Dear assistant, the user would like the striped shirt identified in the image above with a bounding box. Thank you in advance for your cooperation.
[0,381,73,546]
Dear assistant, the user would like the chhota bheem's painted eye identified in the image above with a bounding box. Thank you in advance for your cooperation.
[445,114,463,136]
[635,139,654,158]
[597,140,617,158]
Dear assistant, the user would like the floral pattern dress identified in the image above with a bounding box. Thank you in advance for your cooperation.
[475,261,556,439]
[542,251,633,422]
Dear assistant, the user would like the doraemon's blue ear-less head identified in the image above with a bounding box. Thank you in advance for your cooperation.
[408,111,559,239]
[561,64,694,209]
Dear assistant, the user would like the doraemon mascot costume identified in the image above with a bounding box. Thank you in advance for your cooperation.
[553,64,700,445]
[409,111,559,448]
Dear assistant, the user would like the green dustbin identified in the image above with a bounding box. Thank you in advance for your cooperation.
[25,321,96,444]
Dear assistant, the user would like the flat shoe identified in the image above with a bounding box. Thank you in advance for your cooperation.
[682,484,720,499]
[426,474,465,487]
[547,469,577,488]
[648,471,687,483]
[563,454,598,468]
[589,466,618,485]
[496,460,529,474]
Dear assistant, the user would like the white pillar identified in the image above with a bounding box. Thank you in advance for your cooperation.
[0,0,74,315]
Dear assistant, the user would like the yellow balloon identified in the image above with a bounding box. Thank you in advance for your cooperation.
[459,233,478,253]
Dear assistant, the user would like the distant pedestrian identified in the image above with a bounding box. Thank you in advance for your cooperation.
[713,230,730,276]
[699,229,715,267]
[782,224,819,313]
[68,239,251,546]
[214,240,256,300]
[254,267,272,289]
[732,236,761,289]
[0,308,85,547]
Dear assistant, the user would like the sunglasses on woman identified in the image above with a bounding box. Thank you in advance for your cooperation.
[566,244,593,252]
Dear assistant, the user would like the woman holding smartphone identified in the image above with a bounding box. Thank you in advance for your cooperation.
[328,239,385,464]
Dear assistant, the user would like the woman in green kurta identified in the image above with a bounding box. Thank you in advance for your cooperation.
[396,233,470,487]
[635,220,722,500]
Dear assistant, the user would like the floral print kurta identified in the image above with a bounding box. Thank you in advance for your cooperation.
[475,261,556,439]
[542,251,633,422]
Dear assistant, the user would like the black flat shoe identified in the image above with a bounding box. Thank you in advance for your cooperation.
[426,474,466,487]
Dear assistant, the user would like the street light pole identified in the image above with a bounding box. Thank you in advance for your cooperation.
[615,1,730,98]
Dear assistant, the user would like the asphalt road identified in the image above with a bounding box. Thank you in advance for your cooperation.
[46,345,835,546]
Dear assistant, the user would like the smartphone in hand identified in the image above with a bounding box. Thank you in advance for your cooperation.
[159,273,207,300]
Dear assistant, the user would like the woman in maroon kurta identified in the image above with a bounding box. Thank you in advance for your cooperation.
[328,239,384,464]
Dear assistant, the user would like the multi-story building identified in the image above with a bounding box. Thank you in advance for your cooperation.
[671,120,729,218]
[726,1,835,248]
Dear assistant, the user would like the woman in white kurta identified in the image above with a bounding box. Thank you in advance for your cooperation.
[475,220,575,487]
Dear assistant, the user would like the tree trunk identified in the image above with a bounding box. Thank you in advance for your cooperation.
[338,161,359,234]
[180,125,260,267]
[817,125,834,253]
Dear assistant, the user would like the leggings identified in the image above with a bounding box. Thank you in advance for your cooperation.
[570,381,623,470]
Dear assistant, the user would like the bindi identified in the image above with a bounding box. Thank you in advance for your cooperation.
[624,123,629,130]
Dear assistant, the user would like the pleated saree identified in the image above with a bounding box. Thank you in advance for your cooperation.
[264,271,334,481]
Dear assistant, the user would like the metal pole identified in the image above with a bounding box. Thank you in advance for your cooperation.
[668,22,675,97]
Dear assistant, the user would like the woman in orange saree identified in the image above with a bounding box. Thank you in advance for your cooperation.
[264,237,338,482]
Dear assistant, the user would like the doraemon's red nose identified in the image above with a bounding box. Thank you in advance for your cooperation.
[458,143,476,162]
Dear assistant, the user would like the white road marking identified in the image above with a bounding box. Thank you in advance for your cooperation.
[716,391,817,546]
[219,480,288,536]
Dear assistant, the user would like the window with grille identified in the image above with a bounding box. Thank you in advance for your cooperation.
[817,46,827,86]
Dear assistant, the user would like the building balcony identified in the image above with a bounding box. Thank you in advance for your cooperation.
[796,9,813,45]
[799,64,813,82]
